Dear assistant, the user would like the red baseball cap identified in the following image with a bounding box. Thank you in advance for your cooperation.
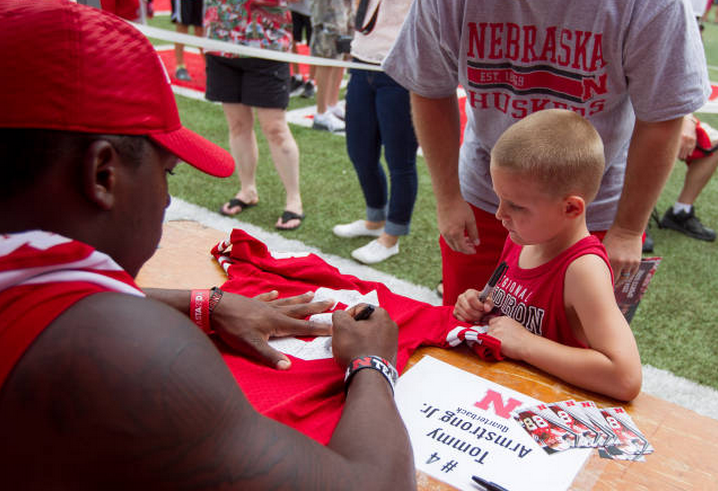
[0,0,234,178]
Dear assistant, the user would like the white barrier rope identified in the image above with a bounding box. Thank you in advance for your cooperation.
[131,24,718,116]
[131,23,384,72]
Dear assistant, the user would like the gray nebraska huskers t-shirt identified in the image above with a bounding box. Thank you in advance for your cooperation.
[384,0,710,231]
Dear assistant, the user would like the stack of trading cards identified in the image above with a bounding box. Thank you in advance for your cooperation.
[512,399,653,461]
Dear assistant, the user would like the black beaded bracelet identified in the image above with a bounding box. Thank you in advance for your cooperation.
[344,355,398,395]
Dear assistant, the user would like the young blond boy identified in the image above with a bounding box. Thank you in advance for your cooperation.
[454,109,642,401]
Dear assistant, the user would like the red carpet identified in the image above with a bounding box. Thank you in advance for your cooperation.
[153,0,170,11]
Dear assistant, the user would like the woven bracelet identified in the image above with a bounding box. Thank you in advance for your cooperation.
[208,286,224,315]
[344,355,398,395]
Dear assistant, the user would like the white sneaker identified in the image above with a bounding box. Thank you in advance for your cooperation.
[351,239,399,264]
[313,111,345,132]
[333,220,384,238]
[329,103,345,121]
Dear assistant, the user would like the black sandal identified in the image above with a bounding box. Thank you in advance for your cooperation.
[275,210,305,231]
[219,198,257,216]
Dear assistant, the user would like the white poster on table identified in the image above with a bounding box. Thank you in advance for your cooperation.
[395,356,590,491]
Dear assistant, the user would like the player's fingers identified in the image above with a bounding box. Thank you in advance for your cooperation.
[279,299,335,319]
[269,291,315,306]
[220,330,292,370]
[253,290,279,302]
[331,308,352,330]
[273,316,332,338]
[345,303,366,317]
[251,342,292,370]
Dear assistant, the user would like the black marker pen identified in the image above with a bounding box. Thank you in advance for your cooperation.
[354,304,375,321]
[478,261,508,302]
[472,475,510,491]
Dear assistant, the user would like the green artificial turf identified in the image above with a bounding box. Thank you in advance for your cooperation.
[152,16,718,391]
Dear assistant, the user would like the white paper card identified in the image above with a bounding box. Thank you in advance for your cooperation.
[395,356,590,491]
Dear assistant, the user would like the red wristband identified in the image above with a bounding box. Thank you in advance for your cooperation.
[190,289,212,334]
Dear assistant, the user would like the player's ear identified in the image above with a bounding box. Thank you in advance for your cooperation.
[563,195,585,218]
[81,139,119,211]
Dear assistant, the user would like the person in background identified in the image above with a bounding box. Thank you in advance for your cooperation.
[171,0,205,82]
[658,114,718,241]
[453,110,642,401]
[654,0,717,243]
[702,0,718,24]
[333,0,418,264]
[289,0,316,98]
[0,1,416,488]
[207,0,306,230]
[311,0,352,132]
[383,0,710,305]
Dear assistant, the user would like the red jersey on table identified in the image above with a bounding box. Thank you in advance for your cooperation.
[211,229,487,444]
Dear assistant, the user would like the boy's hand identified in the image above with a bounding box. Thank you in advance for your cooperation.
[453,288,493,323]
[487,316,532,360]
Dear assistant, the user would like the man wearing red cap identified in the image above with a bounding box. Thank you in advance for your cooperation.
[0,1,415,488]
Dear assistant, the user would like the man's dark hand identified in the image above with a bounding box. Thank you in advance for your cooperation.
[211,291,334,369]
[331,305,398,368]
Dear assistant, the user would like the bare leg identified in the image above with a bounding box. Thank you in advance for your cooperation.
[256,107,303,227]
[174,23,189,67]
[365,220,384,231]
[357,222,400,247]
[677,153,718,205]
[221,103,260,214]
[328,66,344,108]
[314,65,333,114]
[193,25,205,57]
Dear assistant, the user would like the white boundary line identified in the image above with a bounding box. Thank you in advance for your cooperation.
[165,197,718,421]
[132,22,383,71]
[172,84,210,101]
[698,100,718,114]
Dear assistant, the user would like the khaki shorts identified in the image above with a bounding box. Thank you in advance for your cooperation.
[310,0,353,59]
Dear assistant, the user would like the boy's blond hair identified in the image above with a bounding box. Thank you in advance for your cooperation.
[490,109,605,203]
